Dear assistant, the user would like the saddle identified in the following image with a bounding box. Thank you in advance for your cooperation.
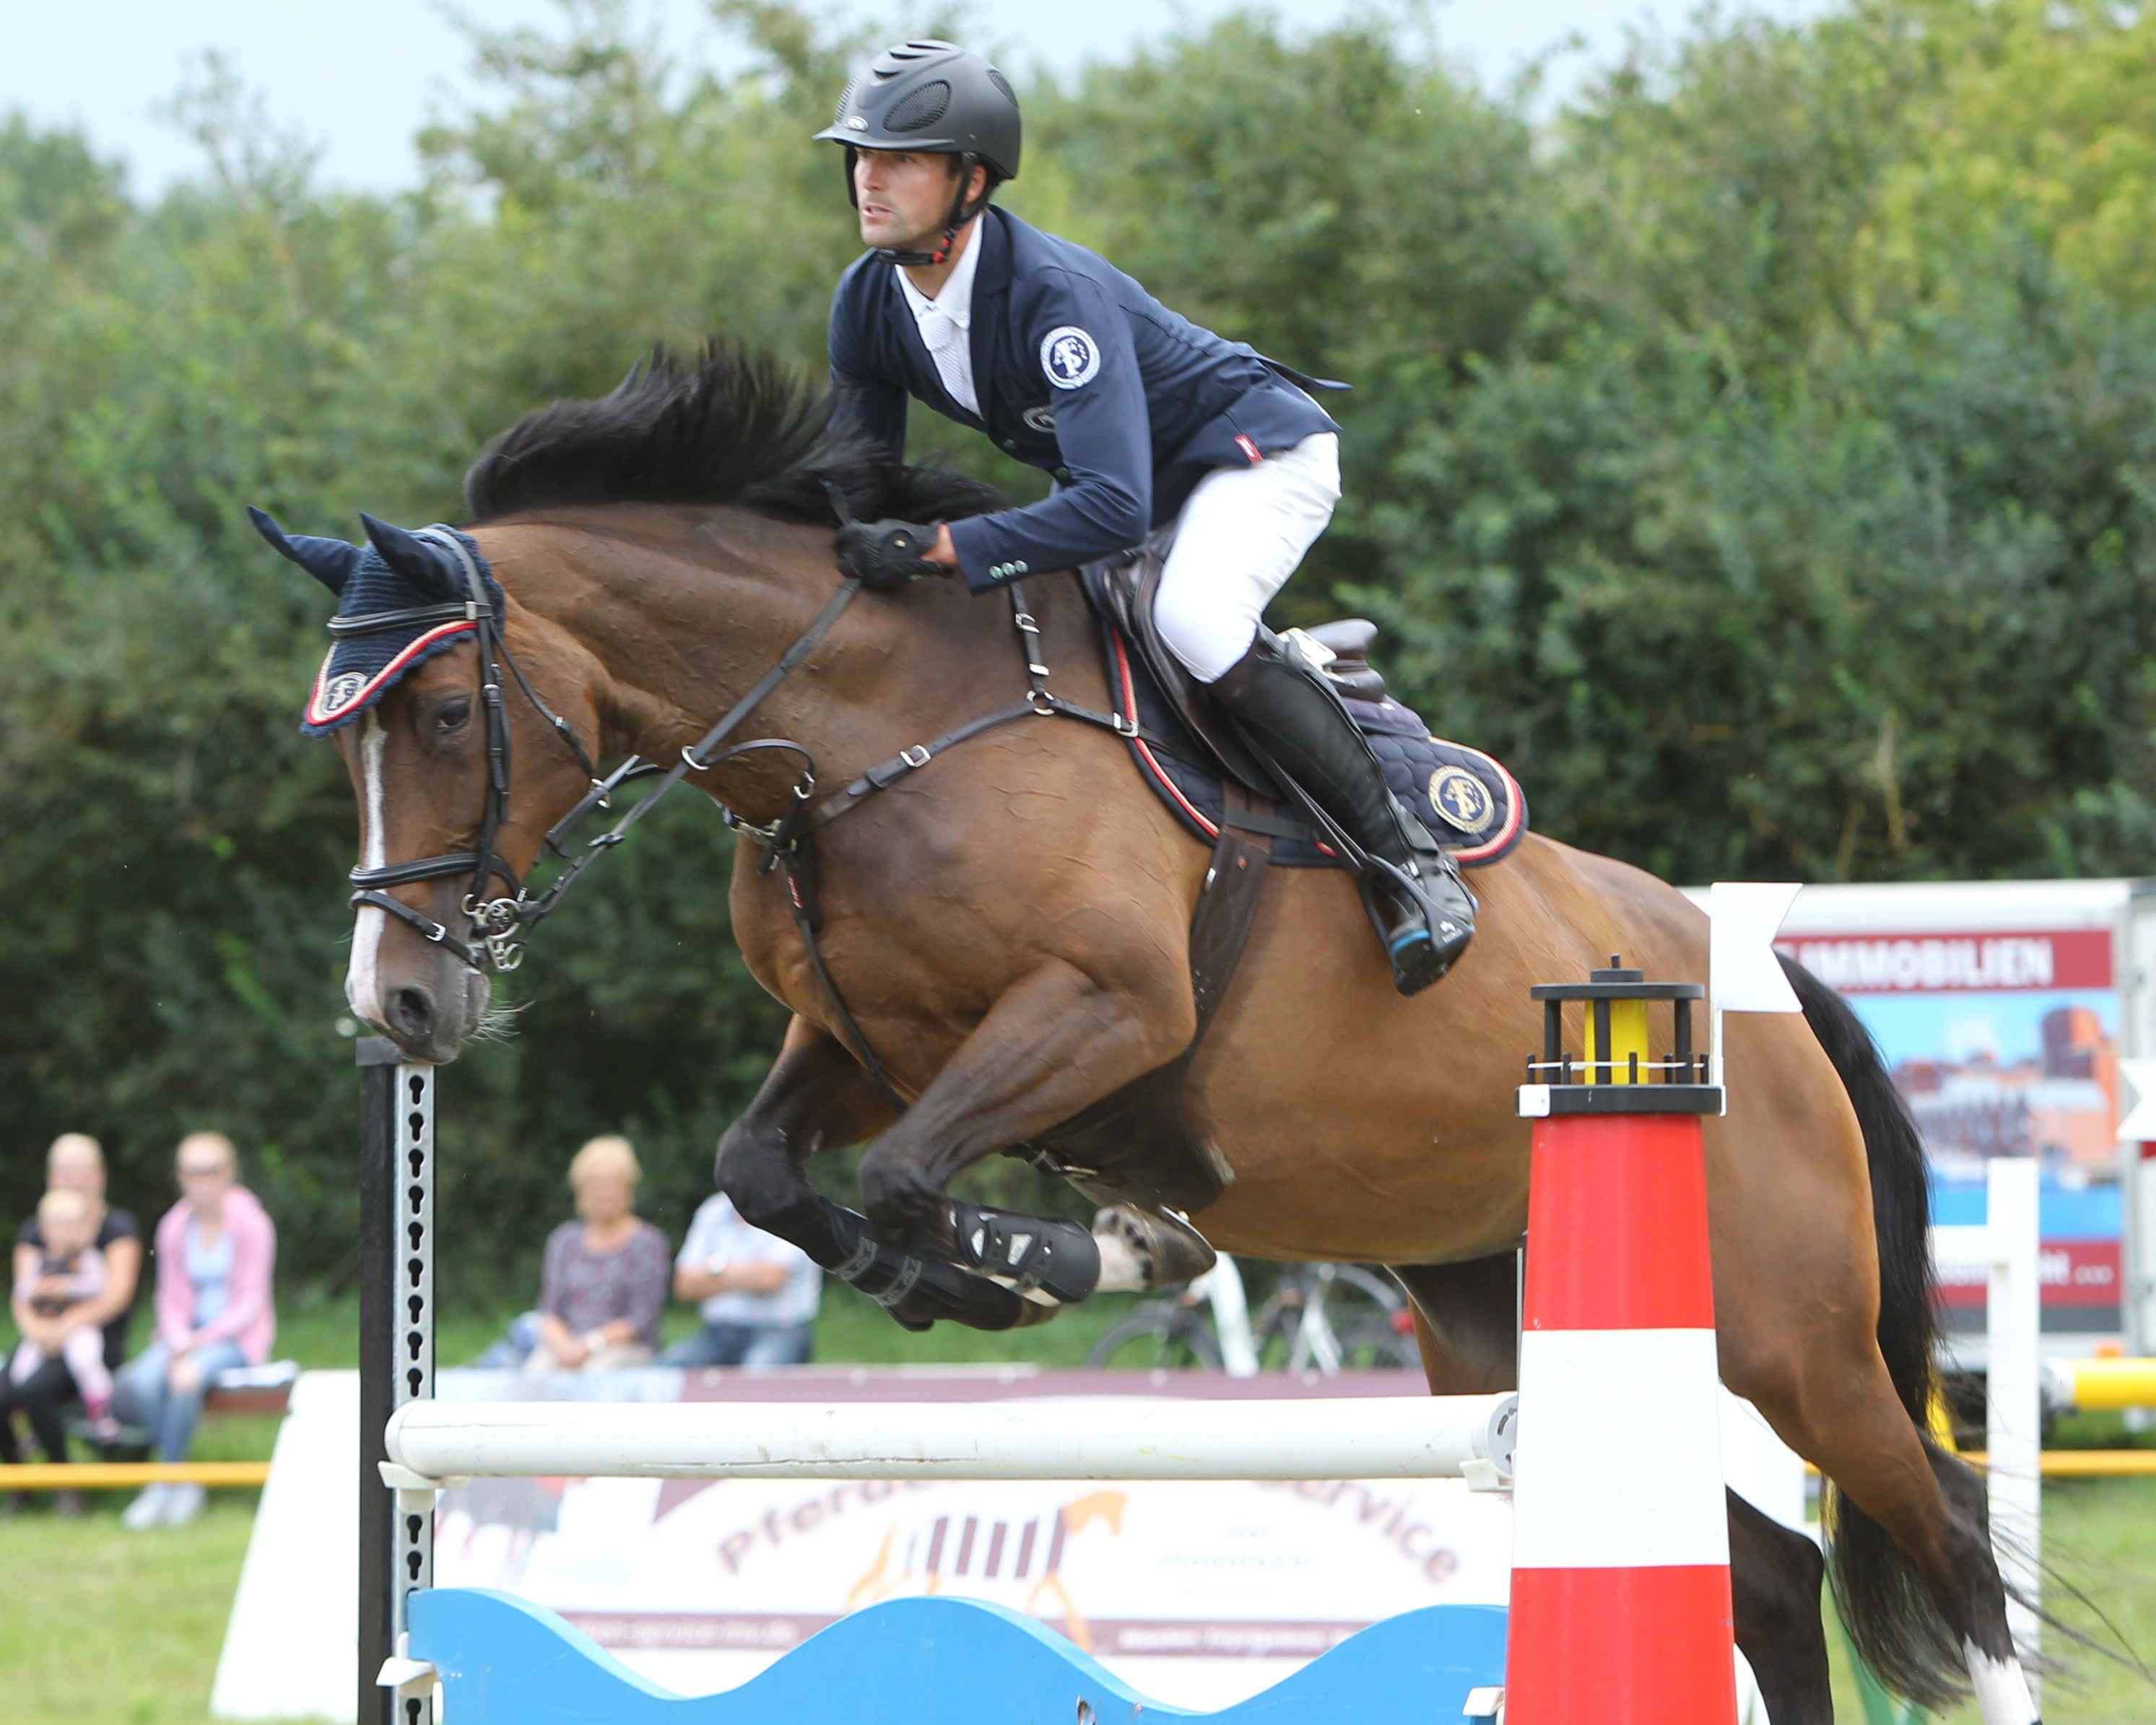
[1009,554,1528,1227]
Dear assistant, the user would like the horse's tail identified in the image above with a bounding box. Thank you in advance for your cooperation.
[1782,953,1970,1708]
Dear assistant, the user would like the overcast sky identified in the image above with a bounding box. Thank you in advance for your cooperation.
[3,1,1827,198]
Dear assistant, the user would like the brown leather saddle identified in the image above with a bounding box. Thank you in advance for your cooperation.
[1007,553,1381,1219]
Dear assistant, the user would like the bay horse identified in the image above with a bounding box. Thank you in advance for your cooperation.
[277,347,2037,1724]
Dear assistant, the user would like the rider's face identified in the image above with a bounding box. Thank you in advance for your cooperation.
[853,149,974,251]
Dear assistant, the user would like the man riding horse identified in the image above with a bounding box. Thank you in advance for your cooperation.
[247,46,2053,1712]
[812,39,1477,997]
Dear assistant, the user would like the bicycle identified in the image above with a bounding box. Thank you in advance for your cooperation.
[1084,1257,1422,1373]
[1248,1261,1421,1374]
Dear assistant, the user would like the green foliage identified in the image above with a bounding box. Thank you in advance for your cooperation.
[3,0,2154,1298]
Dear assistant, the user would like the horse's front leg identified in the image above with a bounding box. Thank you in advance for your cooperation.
[858,957,1193,1302]
[717,1016,1039,1332]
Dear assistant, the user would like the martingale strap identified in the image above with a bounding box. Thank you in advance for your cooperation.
[723,580,1168,1111]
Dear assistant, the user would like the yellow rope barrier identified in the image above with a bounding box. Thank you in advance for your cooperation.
[1806,1451,2156,1479]
[0,1461,271,1490]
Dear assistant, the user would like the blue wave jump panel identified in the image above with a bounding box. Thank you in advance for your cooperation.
[409,1589,1508,1725]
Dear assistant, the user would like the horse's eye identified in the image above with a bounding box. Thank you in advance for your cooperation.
[436,697,472,731]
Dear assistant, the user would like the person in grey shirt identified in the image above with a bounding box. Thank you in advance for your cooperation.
[659,1192,821,1367]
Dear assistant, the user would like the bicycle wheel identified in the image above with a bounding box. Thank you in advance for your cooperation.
[1335,1318,1425,1372]
[1084,1308,1225,1371]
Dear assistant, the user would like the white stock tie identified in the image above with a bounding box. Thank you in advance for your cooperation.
[919,298,978,417]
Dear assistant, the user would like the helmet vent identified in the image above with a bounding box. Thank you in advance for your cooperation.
[875,39,952,77]
[987,68,1015,104]
[835,79,857,123]
[886,80,952,133]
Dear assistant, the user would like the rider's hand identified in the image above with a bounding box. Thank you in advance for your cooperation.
[834,518,948,591]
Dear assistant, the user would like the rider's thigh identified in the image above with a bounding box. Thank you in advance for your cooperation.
[1152,432,1342,682]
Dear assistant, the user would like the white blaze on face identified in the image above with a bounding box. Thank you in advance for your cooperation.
[346,708,389,1023]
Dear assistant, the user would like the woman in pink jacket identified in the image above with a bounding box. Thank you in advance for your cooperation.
[116,1131,277,1529]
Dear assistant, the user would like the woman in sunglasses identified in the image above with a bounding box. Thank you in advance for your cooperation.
[116,1132,277,1529]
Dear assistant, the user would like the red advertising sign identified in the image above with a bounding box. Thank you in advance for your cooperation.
[1774,929,2113,994]
[1935,1237,2121,1310]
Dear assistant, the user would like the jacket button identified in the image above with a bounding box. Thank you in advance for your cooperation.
[1014,562,1028,575]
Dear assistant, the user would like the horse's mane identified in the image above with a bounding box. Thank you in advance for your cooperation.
[463,342,1010,527]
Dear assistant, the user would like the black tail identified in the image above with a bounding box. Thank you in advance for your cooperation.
[1782,954,1973,1710]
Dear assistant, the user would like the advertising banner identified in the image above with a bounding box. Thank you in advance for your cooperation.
[1756,879,2138,1352]
[426,1368,1513,1708]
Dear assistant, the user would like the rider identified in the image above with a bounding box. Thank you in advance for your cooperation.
[815,40,1474,994]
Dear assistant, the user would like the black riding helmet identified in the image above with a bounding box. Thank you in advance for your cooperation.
[812,40,1021,267]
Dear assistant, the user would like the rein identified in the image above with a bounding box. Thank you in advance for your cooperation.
[341,531,1165,1106]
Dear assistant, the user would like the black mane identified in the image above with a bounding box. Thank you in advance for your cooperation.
[463,342,1009,527]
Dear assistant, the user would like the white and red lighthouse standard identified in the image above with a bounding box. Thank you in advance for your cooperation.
[1508,962,1734,1725]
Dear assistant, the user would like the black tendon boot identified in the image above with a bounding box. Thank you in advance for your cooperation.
[1209,638,1477,994]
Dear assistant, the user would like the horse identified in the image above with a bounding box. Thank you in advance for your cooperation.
[269,346,2038,1724]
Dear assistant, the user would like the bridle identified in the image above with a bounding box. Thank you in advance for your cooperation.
[335,518,1170,1103]
[343,526,607,973]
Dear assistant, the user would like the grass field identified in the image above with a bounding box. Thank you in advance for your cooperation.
[5,1291,2153,1723]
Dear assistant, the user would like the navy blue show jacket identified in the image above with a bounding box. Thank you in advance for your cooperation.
[828,207,1341,594]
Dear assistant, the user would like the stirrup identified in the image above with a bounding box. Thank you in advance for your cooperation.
[1360,855,1477,996]
[949,1203,1102,1305]
[1092,1204,1217,1291]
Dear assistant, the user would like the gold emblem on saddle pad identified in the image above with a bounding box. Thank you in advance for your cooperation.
[1427,765,1495,833]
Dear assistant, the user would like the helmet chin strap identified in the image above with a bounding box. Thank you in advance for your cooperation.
[870,152,985,268]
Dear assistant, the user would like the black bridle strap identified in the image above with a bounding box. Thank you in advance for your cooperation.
[327,601,477,638]
[502,579,867,937]
[349,887,481,968]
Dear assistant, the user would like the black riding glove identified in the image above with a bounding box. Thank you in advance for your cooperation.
[834,518,947,591]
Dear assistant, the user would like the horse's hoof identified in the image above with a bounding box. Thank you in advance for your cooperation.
[1092,1204,1217,1290]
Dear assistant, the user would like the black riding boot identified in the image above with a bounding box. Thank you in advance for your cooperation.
[1209,638,1477,994]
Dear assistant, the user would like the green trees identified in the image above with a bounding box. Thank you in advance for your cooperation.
[3,0,2152,1292]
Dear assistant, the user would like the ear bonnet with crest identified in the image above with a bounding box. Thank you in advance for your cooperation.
[251,507,505,734]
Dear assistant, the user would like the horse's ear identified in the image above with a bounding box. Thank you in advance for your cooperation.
[359,513,456,593]
[248,506,361,595]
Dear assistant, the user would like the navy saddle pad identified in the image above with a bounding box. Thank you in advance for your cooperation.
[1100,622,1528,869]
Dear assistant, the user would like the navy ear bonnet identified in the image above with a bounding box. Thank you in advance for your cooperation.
[251,508,505,736]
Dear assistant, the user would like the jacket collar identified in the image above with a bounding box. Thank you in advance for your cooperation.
[966,207,1014,426]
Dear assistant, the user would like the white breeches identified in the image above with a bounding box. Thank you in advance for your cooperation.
[1148,431,1342,683]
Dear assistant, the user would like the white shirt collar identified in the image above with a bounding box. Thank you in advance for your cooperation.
[895,215,983,331]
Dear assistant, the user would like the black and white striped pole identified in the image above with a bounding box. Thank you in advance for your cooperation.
[357,1038,438,1725]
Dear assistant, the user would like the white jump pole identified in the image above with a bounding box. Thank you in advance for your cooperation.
[1934,1156,2043,1685]
[383,1391,1519,1486]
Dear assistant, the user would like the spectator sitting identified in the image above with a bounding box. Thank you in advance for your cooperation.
[1,1133,144,1517]
[11,1192,121,1441]
[519,1137,670,1373]
[659,1191,820,1368]
[117,1131,277,1531]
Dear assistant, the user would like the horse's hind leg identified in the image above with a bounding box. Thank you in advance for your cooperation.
[716,1017,1037,1332]
[1392,1257,1519,1393]
[1729,1490,1832,1725]
[1741,1345,2035,1723]
[1396,1256,1837,1724]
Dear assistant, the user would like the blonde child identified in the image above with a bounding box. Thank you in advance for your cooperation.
[9,1189,118,1441]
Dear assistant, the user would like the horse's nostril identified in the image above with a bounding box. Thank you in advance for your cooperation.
[388,986,435,1039]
